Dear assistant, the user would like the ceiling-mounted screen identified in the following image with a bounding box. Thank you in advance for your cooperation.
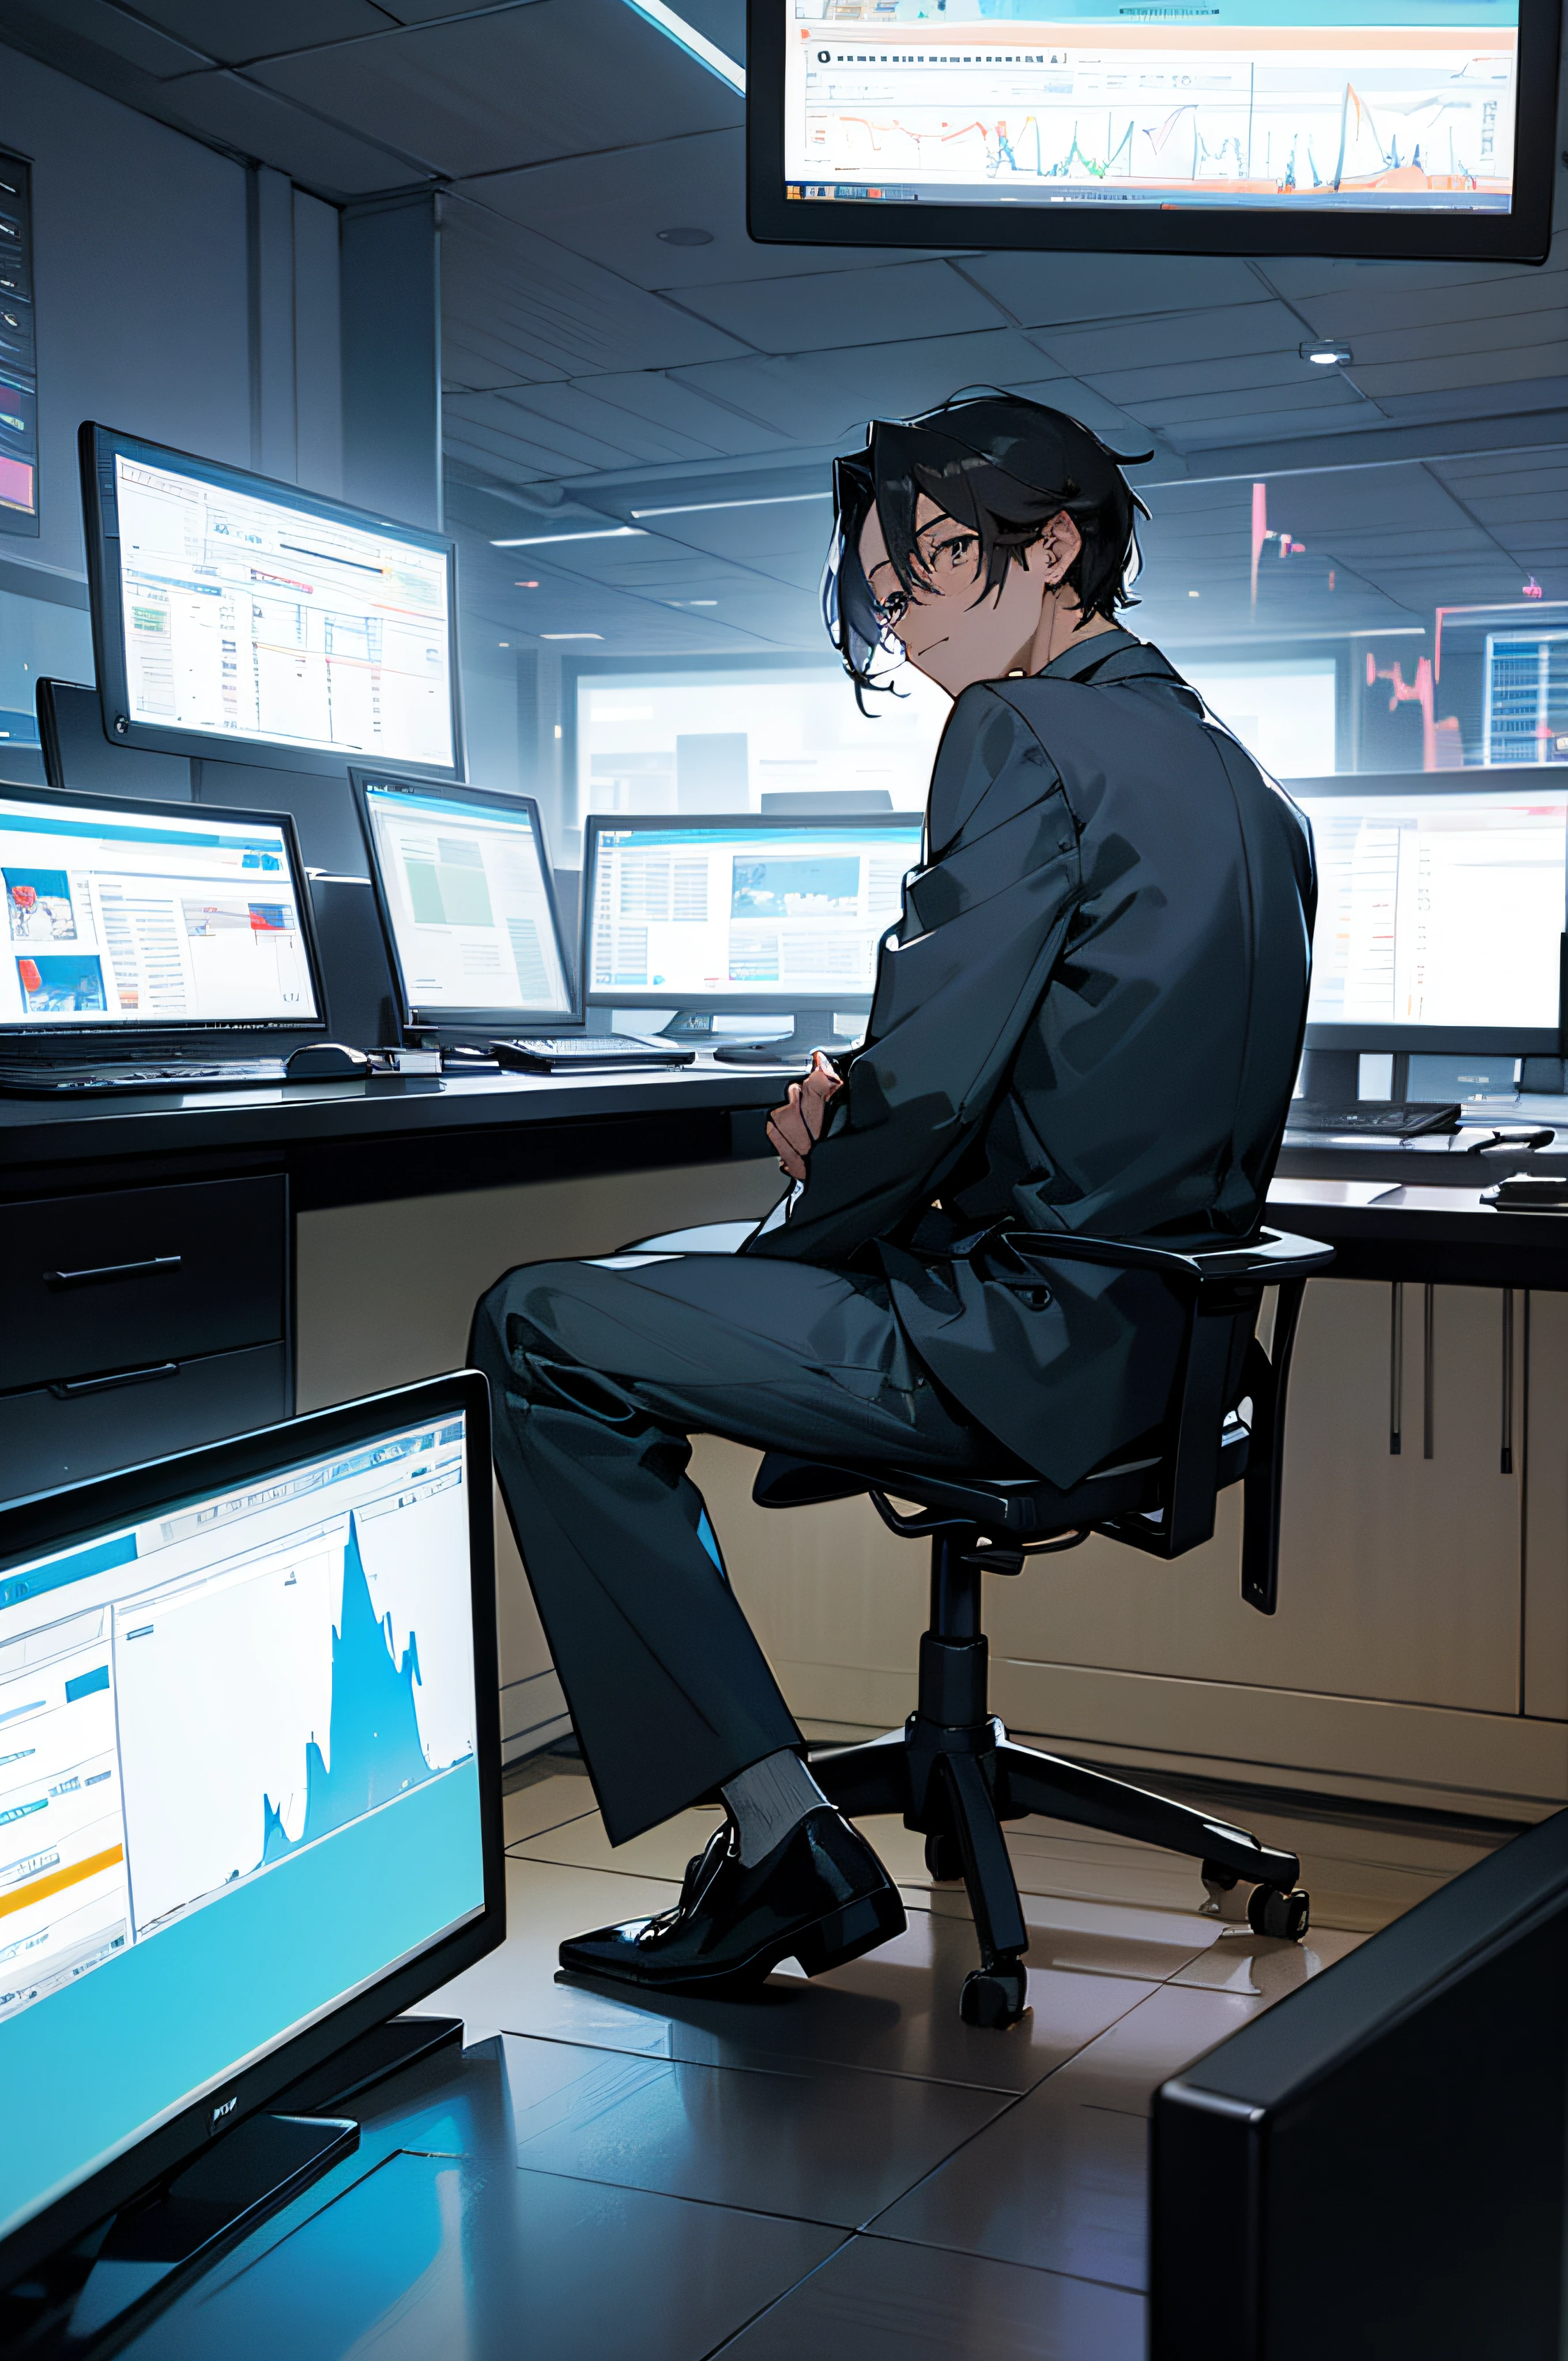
[747,0,1561,262]
[79,424,463,782]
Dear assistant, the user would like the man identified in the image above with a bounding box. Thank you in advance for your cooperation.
[470,395,1315,1996]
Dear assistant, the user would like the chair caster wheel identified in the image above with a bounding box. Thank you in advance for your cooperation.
[924,1831,964,1882]
[960,1961,1028,2029]
[1248,1885,1310,1941]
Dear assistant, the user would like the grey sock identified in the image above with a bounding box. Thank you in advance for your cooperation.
[722,1749,830,1868]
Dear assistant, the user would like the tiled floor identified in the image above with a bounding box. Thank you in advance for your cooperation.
[404,1727,1511,2360]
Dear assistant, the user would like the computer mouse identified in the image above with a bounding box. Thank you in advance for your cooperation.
[285,1041,372,1079]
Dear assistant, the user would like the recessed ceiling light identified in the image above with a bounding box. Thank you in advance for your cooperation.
[498,640,509,647]
[1188,590,1200,598]
[491,527,646,548]
[515,579,540,589]
[1300,341,1353,366]
[658,227,714,246]
[541,632,604,640]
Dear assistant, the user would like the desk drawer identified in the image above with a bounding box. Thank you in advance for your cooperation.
[0,1176,287,1390]
[0,1342,288,1500]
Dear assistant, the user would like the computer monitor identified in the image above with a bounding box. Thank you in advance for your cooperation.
[78,424,462,783]
[0,1371,500,2299]
[581,811,924,1060]
[0,784,325,1047]
[747,0,1561,265]
[353,773,576,1041]
[1296,780,1568,1057]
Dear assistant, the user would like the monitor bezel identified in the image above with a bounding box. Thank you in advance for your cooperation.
[1294,768,1568,1057]
[0,779,329,1046]
[579,808,925,1014]
[78,423,465,784]
[745,0,1562,265]
[350,770,581,1037]
[0,1369,503,2293]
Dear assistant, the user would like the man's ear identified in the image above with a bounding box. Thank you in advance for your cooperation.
[1038,510,1084,586]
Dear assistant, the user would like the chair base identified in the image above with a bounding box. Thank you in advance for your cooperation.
[809,1668,1309,2027]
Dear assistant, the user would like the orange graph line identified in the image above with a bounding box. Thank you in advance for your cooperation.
[0,1843,124,1922]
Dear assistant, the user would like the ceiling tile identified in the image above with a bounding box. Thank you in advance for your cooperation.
[251,0,741,178]
[153,67,423,192]
[1157,402,1381,452]
[671,326,1070,444]
[1257,252,1549,302]
[133,1,395,61]
[564,371,796,459]
[1087,349,1373,413]
[440,212,751,384]
[20,0,212,74]
[443,416,599,484]
[959,250,1264,329]
[485,380,726,467]
[674,258,1004,353]
[1290,266,1568,345]
[380,0,545,18]
[1367,377,1568,427]
[461,130,959,289]
[1038,299,1309,378]
[1348,344,1568,400]
[1336,311,1568,376]
[442,390,654,475]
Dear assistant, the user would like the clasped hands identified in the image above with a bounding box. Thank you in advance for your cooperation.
[767,1051,843,1182]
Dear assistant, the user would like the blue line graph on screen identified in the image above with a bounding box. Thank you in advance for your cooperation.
[260,1515,436,1864]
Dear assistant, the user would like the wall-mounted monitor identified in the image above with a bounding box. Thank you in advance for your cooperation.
[79,424,463,782]
[0,1372,501,2301]
[747,0,1561,263]
[0,783,325,1044]
[0,149,36,539]
[354,772,576,1040]
[1297,777,1568,1054]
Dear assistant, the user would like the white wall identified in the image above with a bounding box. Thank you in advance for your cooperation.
[0,43,251,585]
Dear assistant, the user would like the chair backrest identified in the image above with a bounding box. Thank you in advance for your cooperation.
[1004,1227,1333,1601]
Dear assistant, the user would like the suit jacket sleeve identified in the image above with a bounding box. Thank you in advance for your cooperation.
[746,685,1083,1266]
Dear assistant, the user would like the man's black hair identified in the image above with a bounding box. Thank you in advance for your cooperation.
[823,393,1152,699]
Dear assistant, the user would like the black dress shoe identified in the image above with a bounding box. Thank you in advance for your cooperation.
[559,1806,906,1992]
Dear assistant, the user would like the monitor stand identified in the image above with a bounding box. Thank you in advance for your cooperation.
[2,2017,459,2355]
[711,1015,861,1068]
[3,2114,358,2356]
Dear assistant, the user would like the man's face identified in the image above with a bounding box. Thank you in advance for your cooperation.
[858,493,1052,696]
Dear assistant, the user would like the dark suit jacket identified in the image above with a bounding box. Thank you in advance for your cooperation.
[744,628,1317,1487]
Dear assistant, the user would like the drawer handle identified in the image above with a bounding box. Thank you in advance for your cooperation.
[44,1255,183,1288]
[49,1362,179,1399]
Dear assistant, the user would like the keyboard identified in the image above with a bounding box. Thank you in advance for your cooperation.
[0,1058,288,1096]
[1288,1101,1462,1138]
[490,1035,695,1073]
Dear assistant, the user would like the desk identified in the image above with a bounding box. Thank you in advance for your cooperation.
[10,1083,1568,1823]
[0,1063,789,1759]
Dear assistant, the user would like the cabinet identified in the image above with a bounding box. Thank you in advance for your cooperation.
[0,1175,289,1498]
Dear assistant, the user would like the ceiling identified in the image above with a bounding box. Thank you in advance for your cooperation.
[3,0,1566,661]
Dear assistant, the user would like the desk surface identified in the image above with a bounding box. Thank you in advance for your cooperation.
[0,1059,793,1207]
[8,1069,1568,1281]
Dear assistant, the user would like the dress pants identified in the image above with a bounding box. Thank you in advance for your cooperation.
[469,1247,996,1844]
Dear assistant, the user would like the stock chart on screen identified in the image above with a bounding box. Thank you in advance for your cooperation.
[783,1,1520,218]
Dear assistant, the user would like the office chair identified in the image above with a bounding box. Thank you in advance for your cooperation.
[632,1220,1333,2028]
